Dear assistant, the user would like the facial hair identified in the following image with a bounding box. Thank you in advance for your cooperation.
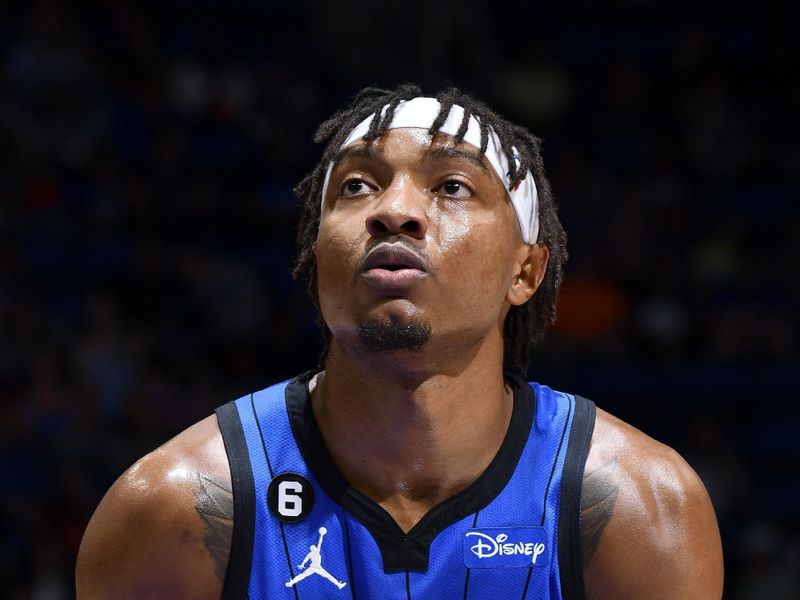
[356,318,432,353]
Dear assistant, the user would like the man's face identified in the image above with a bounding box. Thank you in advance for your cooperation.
[314,127,543,363]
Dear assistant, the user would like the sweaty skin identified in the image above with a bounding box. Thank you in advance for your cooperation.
[76,129,723,599]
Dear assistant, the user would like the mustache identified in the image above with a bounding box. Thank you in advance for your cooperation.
[357,237,434,273]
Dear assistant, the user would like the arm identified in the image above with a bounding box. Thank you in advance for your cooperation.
[76,415,232,599]
[582,409,724,600]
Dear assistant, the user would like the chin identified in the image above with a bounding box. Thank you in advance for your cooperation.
[355,317,432,354]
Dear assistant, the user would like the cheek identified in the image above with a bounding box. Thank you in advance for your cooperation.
[315,221,362,288]
[429,200,518,284]
[429,199,471,254]
[315,213,376,329]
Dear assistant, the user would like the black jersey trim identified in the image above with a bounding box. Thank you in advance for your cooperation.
[215,401,256,600]
[557,395,596,600]
[285,371,536,573]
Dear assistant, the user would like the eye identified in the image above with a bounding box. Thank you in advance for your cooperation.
[434,179,473,198]
[340,178,374,196]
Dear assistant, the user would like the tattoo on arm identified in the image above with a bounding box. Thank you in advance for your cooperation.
[581,459,620,567]
[195,473,234,581]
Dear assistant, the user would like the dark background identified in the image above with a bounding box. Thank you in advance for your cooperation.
[1,0,798,597]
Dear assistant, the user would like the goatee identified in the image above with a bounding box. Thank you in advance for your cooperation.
[356,318,432,353]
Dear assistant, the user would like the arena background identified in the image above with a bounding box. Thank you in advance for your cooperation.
[1,1,798,597]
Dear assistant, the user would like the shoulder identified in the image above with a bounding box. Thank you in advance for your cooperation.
[76,414,233,600]
[580,407,723,600]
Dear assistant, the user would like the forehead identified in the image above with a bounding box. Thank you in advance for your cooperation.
[333,128,497,179]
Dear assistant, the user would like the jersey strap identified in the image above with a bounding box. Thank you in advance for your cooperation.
[216,400,257,600]
[556,394,596,599]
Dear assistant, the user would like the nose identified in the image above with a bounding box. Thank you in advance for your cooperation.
[365,180,428,240]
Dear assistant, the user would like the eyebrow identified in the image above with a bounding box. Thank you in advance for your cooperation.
[332,144,377,165]
[428,146,489,172]
[331,142,489,173]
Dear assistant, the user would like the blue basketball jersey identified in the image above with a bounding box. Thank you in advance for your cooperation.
[215,372,595,599]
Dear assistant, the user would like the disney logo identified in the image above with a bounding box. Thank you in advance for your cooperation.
[466,531,546,565]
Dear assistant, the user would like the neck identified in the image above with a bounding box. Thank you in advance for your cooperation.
[311,335,514,532]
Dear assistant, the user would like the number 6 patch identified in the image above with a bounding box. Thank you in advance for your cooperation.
[267,473,315,523]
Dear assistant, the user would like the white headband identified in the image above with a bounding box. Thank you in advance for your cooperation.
[320,97,540,243]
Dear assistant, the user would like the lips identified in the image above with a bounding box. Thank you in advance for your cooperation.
[362,244,428,273]
[361,243,429,290]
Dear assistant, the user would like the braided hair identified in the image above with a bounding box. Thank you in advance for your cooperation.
[293,84,567,378]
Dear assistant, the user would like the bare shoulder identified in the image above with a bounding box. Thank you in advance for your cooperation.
[581,407,724,600]
[76,414,233,600]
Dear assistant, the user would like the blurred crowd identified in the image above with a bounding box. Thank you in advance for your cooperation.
[0,1,798,597]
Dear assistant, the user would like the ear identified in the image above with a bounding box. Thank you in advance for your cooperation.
[506,243,549,306]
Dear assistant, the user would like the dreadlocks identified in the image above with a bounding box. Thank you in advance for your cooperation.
[292,84,567,378]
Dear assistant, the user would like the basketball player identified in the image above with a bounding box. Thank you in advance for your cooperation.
[76,86,724,598]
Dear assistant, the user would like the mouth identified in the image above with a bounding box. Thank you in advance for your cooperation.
[360,243,429,290]
[361,244,428,273]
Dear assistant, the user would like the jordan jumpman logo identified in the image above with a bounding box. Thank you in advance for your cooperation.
[285,527,347,590]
